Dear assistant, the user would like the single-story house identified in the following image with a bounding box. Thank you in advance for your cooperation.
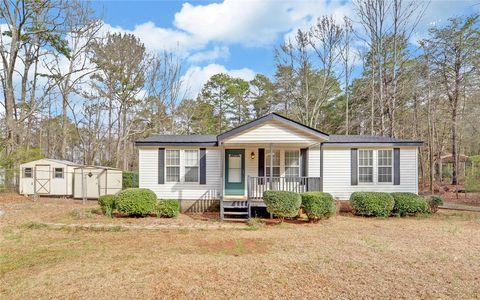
[19,159,122,199]
[135,113,422,220]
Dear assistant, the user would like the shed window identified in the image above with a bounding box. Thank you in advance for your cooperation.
[265,150,280,177]
[24,167,32,178]
[166,150,180,182]
[54,168,64,179]
[284,150,300,177]
[358,150,373,183]
[378,150,393,183]
[184,150,199,183]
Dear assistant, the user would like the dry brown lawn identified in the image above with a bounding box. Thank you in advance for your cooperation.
[1,194,480,299]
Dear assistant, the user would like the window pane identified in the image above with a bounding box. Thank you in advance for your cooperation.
[285,167,299,177]
[166,150,180,166]
[54,168,63,178]
[378,167,392,183]
[228,154,242,183]
[359,166,373,183]
[24,168,32,178]
[185,150,198,167]
[285,151,299,167]
[359,150,373,166]
[185,166,199,182]
[166,166,180,182]
[266,150,280,166]
[265,167,280,177]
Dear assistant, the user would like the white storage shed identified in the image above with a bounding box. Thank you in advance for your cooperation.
[19,159,123,199]
[19,159,80,196]
[73,166,123,199]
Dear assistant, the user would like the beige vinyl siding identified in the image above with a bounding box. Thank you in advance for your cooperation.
[323,147,418,200]
[139,147,221,200]
[224,120,321,144]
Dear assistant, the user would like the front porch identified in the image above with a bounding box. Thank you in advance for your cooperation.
[217,113,328,220]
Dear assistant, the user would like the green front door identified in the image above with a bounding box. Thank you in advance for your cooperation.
[225,149,245,195]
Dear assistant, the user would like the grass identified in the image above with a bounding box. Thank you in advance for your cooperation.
[1,194,480,298]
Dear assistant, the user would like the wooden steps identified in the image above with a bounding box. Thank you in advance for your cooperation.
[222,200,249,221]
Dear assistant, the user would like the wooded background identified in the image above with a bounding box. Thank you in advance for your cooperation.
[1,0,479,192]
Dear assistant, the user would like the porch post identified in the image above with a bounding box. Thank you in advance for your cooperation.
[269,143,273,190]
[220,142,225,221]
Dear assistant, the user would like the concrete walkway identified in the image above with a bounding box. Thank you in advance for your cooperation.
[440,203,480,212]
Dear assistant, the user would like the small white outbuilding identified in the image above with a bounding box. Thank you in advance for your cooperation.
[19,159,123,199]
[73,166,122,199]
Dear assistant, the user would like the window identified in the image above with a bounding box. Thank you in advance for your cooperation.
[358,150,373,183]
[285,150,300,177]
[378,149,393,183]
[265,150,280,177]
[24,167,32,178]
[54,168,64,179]
[166,150,180,182]
[228,153,242,183]
[184,150,199,183]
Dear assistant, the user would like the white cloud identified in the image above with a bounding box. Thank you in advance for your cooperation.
[181,64,256,98]
[187,46,230,63]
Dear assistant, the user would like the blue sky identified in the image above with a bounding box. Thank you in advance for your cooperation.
[91,0,480,98]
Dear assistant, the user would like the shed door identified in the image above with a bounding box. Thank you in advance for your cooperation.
[35,165,50,194]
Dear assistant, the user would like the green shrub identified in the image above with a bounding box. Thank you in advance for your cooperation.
[349,192,394,217]
[98,195,117,217]
[391,192,428,216]
[263,190,302,222]
[156,200,180,218]
[427,195,444,213]
[122,171,139,189]
[116,188,156,217]
[301,192,335,222]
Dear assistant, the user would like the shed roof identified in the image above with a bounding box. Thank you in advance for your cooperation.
[20,158,80,166]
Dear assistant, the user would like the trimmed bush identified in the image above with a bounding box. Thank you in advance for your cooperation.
[391,192,428,216]
[301,192,335,222]
[427,195,444,214]
[263,190,302,221]
[156,200,180,218]
[116,188,156,217]
[349,192,394,217]
[98,194,117,217]
[122,171,139,189]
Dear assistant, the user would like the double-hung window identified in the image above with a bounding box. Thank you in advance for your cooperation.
[184,150,199,183]
[265,150,280,177]
[166,150,180,182]
[378,149,393,183]
[284,150,300,177]
[358,150,373,183]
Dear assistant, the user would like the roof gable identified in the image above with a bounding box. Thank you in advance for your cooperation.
[217,113,329,142]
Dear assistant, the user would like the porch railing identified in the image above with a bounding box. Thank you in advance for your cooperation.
[247,176,321,200]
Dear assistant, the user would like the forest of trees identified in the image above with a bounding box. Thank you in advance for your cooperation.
[1,0,479,191]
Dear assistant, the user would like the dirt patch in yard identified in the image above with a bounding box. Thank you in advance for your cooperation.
[1,194,480,299]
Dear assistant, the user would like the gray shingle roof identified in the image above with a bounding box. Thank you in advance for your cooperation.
[135,135,218,146]
[325,135,423,145]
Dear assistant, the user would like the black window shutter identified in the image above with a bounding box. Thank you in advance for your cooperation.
[300,148,307,177]
[258,148,265,177]
[158,148,165,184]
[351,148,358,186]
[200,148,206,184]
[394,148,400,185]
